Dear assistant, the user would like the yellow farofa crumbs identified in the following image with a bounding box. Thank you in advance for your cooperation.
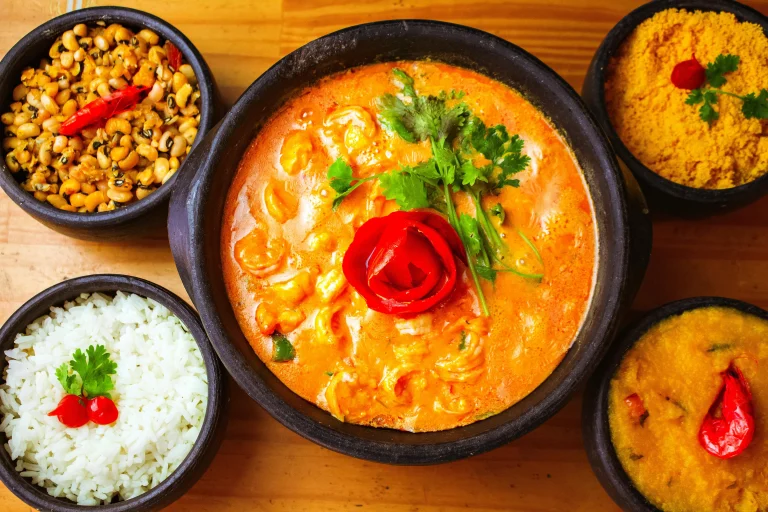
[605,9,768,189]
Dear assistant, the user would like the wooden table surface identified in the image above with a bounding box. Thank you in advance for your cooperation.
[2,0,768,510]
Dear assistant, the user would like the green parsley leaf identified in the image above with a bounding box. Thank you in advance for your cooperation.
[68,345,117,398]
[489,203,505,223]
[327,157,354,194]
[393,68,417,98]
[459,160,489,187]
[458,213,483,258]
[703,90,719,104]
[705,54,740,88]
[700,102,719,124]
[408,159,440,180]
[458,331,467,351]
[460,118,529,191]
[426,185,447,214]
[379,171,430,210]
[685,89,704,105]
[325,371,335,377]
[377,69,470,143]
[55,362,82,396]
[475,265,497,283]
[272,333,295,362]
[497,142,528,188]
[432,139,457,185]
[377,93,419,143]
[476,124,510,161]
[742,89,768,119]
[327,158,377,209]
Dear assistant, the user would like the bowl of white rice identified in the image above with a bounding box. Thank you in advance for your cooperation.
[0,274,228,511]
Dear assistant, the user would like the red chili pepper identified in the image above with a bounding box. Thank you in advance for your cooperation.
[48,394,89,428]
[166,41,183,71]
[671,54,706,90]
[59,86,150,136]
[86,396,119,425]
[343,211,465,315]
[698,362,754,459]
[625,393,647,421]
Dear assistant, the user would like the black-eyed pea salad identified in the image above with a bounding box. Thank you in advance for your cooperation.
[1,22,201,213]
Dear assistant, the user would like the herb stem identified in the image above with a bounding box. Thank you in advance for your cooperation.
[493,266,544,280]
[710,89,747,100]
[470,191,506,253]
[334,174,381,206]
[443,179,489,316]
[517,229,543,265]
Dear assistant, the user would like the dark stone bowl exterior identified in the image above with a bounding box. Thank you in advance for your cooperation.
[581,0,768,217]
[0,274,229,511]
[0,7,218,241]
[582,297,768,512]
[169,20,652,464]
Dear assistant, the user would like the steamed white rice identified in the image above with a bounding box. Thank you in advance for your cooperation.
[0,292,208,505]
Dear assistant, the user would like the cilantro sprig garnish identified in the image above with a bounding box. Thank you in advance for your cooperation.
[328,68,544,316]
[685,54,768,124]
[55,345,117,398]
[377,69,470,143]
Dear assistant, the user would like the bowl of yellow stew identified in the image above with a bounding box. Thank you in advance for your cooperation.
[582,0,768,216]
[168,20,652,463]
[0,7,216,240]
[583,297,768,512]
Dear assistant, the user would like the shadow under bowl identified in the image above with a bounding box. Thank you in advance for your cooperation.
[582,0,768,217]
[582,296,768,512]
[0,7,217,241]
[0,274,228,512]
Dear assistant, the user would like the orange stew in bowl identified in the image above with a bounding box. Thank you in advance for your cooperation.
[221,61,596,431]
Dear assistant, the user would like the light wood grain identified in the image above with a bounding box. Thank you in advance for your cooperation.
[1,0,768,510]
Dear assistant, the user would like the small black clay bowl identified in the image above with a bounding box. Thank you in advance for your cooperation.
[582,0,768,217]
[582,297,768,512]
[169,19,653,465]
[0,274,228,512]
[0,7,216,241]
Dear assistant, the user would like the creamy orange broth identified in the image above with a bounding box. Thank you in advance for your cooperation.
[221,61,596,431]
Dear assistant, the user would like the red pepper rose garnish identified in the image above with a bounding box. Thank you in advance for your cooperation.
[671,54,706,90]
[698,362,754,459]
[343,211,466,315]
[59,86,149,136]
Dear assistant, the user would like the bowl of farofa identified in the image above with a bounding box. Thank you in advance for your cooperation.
[0,274,228,511]
[0,7,216,240]
[582,0,768,216]
[583,297,768,512]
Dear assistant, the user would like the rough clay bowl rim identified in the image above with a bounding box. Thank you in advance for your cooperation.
[582,296,768,512]
[583,0,768,212]
[0,6,215,233]
[0,274,228,512]
[176,19,632,464]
